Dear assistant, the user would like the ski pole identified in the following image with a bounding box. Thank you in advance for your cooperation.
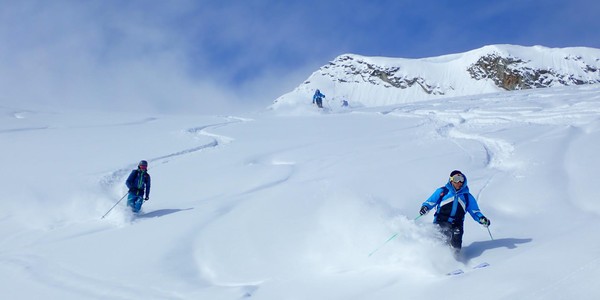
[368,232,398,257]
[368,215,423,257]
[101,192,128,219]
[486,226,494,240]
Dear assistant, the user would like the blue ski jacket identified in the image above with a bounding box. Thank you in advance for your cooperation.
[126,169,151,198]
[313,89,325,102]
[421,174,484,225]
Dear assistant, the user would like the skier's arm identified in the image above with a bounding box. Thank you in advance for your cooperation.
[422,187,444,210]
[465,193,485,221]
[125,170,136,190]
[145,175,151,199]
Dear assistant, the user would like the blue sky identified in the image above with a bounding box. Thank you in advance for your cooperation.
[1,0,599,113]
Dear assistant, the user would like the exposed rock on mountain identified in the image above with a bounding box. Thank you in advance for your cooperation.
[321,55,445,95]
[467,53,600,90]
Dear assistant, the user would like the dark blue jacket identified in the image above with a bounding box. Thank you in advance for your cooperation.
[421,174,484,225]
[313,90,325,102]
[126,169,151,198]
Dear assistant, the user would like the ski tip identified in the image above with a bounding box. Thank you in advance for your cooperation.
[446,269,465,276]
[446,262,490,276]
[473,262,490,269]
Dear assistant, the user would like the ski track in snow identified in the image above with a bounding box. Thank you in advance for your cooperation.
[99,116,249,191]
[384,88,600,174]
[526,255,600,299]
[0,254,184,300]
[162,155,296,292]
[0,113,158,134]
[0,126,50,133]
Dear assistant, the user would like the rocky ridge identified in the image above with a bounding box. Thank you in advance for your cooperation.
[467,53,600,90]
[272,45,600,109]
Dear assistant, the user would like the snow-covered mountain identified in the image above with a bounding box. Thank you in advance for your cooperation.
[271,45,600,109]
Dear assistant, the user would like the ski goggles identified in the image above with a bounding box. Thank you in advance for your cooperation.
[450,174,464,183]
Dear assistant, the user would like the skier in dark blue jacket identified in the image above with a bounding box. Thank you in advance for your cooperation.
[312,89,325,108]
[126,160,151,213]
[419,170,490,253]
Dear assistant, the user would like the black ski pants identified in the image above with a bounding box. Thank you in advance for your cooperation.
[436,221,464,250]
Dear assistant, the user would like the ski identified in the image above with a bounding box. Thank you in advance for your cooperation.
[446,269,465,276]
[446,262,489,276]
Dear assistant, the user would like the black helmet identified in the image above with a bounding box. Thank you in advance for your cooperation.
[139,160,148,167]
[450,170,462,177]
[449,170,465,183]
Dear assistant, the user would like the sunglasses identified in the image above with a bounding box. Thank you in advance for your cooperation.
[450,174,464,183]
[139,165,148,169]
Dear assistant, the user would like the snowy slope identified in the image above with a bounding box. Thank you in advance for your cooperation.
[271,45,600,110]
[1,84,600,299]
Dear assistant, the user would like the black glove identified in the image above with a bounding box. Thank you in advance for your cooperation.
[419,205,429,215]
[144,197,149,201]
[479,216,490,227]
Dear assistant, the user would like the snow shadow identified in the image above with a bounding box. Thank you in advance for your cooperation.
[461,238,533,261]
[136,208,194,219]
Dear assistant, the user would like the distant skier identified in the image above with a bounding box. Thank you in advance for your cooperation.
[419,170,490,255]
[126,160,151,213]
[313,89,325,108]
[341,99,349,107]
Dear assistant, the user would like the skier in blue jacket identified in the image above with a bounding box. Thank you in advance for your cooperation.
[312,89,325,108]
[419,170,490,253]
[125,160,151,213]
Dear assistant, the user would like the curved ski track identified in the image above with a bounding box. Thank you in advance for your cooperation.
[100,116,249,192]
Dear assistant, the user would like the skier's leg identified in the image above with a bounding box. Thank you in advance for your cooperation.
[132,196,143,213]
[450,225,464,250]
[127,193,136,209]
[437,222,453,246]
[450,225,464,260]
